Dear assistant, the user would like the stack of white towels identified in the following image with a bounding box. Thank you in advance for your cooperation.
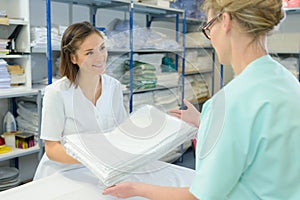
[63,105,197,186]
[16,99,39,143]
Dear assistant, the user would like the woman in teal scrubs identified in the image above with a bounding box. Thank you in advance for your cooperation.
[103,0,300,199]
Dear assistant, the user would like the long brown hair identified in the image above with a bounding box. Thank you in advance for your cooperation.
[60,21,103,85]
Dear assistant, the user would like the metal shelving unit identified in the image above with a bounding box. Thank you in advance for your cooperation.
[0,89,43,168]
[0,0,43,168]
[45,0,186,112]
[44,0,191,162]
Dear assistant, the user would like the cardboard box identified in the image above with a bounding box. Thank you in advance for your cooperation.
[15,132,35,149]
[10,74,26,84]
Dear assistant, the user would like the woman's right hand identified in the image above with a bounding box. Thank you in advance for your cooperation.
[102,182,141,198]
[169,99,200,128]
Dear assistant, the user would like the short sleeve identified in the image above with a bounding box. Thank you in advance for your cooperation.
[40,85,65,141]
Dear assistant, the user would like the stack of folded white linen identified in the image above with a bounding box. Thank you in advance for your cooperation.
[156,72,179,87]
[16,100,39,143]
[63,105,197,186]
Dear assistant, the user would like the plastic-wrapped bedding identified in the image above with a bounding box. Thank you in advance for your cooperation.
[63,105,197,186]
[16,101,39,124]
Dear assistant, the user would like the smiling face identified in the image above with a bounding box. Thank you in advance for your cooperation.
[71,33,107,76]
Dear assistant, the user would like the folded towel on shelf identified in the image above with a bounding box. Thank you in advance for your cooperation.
[63,105,197,186]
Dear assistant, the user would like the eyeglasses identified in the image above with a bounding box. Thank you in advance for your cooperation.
[202,13,223,40]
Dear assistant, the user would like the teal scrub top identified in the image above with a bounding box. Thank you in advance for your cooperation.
[190,55,300,199]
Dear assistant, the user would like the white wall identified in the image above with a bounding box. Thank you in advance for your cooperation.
[279,13,300,33]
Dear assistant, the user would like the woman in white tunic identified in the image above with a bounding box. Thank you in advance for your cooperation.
[103,0,300,199]
[34,22,128,180]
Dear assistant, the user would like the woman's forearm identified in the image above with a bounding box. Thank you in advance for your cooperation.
[44,140,79,164]
[103,182,197,200]
[137,184,197,200]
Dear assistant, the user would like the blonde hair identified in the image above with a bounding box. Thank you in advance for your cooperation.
[202,0,285,38]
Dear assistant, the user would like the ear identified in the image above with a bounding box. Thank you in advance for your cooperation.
[70,54,77,64]
[222,12,232,33]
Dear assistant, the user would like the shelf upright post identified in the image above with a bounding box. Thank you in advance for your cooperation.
[129,0,134,113]
[36,90,43,160]
[69,3,73,24]
[175,14,179,71]
[178,10,186,163]
[220,64,224,88]
[298,52,300,82]
[90,7,97,26]
[181,10,186,109]
[146,15,152,28]
[46,0,53,85]
[211,49,215,95]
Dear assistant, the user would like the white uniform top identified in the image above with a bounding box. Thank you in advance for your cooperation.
[34,74,128,180]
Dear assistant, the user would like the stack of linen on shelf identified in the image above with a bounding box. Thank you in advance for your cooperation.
[120,60,157,89]
[141,0,170,8]
[15,99,39,143]
[153,88,179,111]
[0,39,10,55]
[123,87,179,113]
[0,167,20,191]
[180,32,211,48]
[277,56,299,79]
[106,55,127,80]
[105,19,180,50]
[180,75,209,102]
[30,25,67,49]
[6,64,25,86]
[170,0,205,19]
[134,53,165,72]
[156,72,179,87]
[178,49,213,73]
[0,59,10,89]
[63,105,197,186]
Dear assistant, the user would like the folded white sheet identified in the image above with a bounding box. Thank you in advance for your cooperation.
[63,105,197,186]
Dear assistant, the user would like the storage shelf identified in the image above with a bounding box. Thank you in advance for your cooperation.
[8,19,29,25]
[108,48,183,53]
[284,7,300,14]
[189,96,210,104]
[0,19,29,26]
[123,84,178,95]
[50,0,183,15]
[269,50,300,54]
[31,46,60,53]
[0,54,30,59]
[0,88,39,99]
[181,68,213,75]
[150,15,204,25]
[32,47,183,54]
[0,144,40,162]
[185,45,213,49]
